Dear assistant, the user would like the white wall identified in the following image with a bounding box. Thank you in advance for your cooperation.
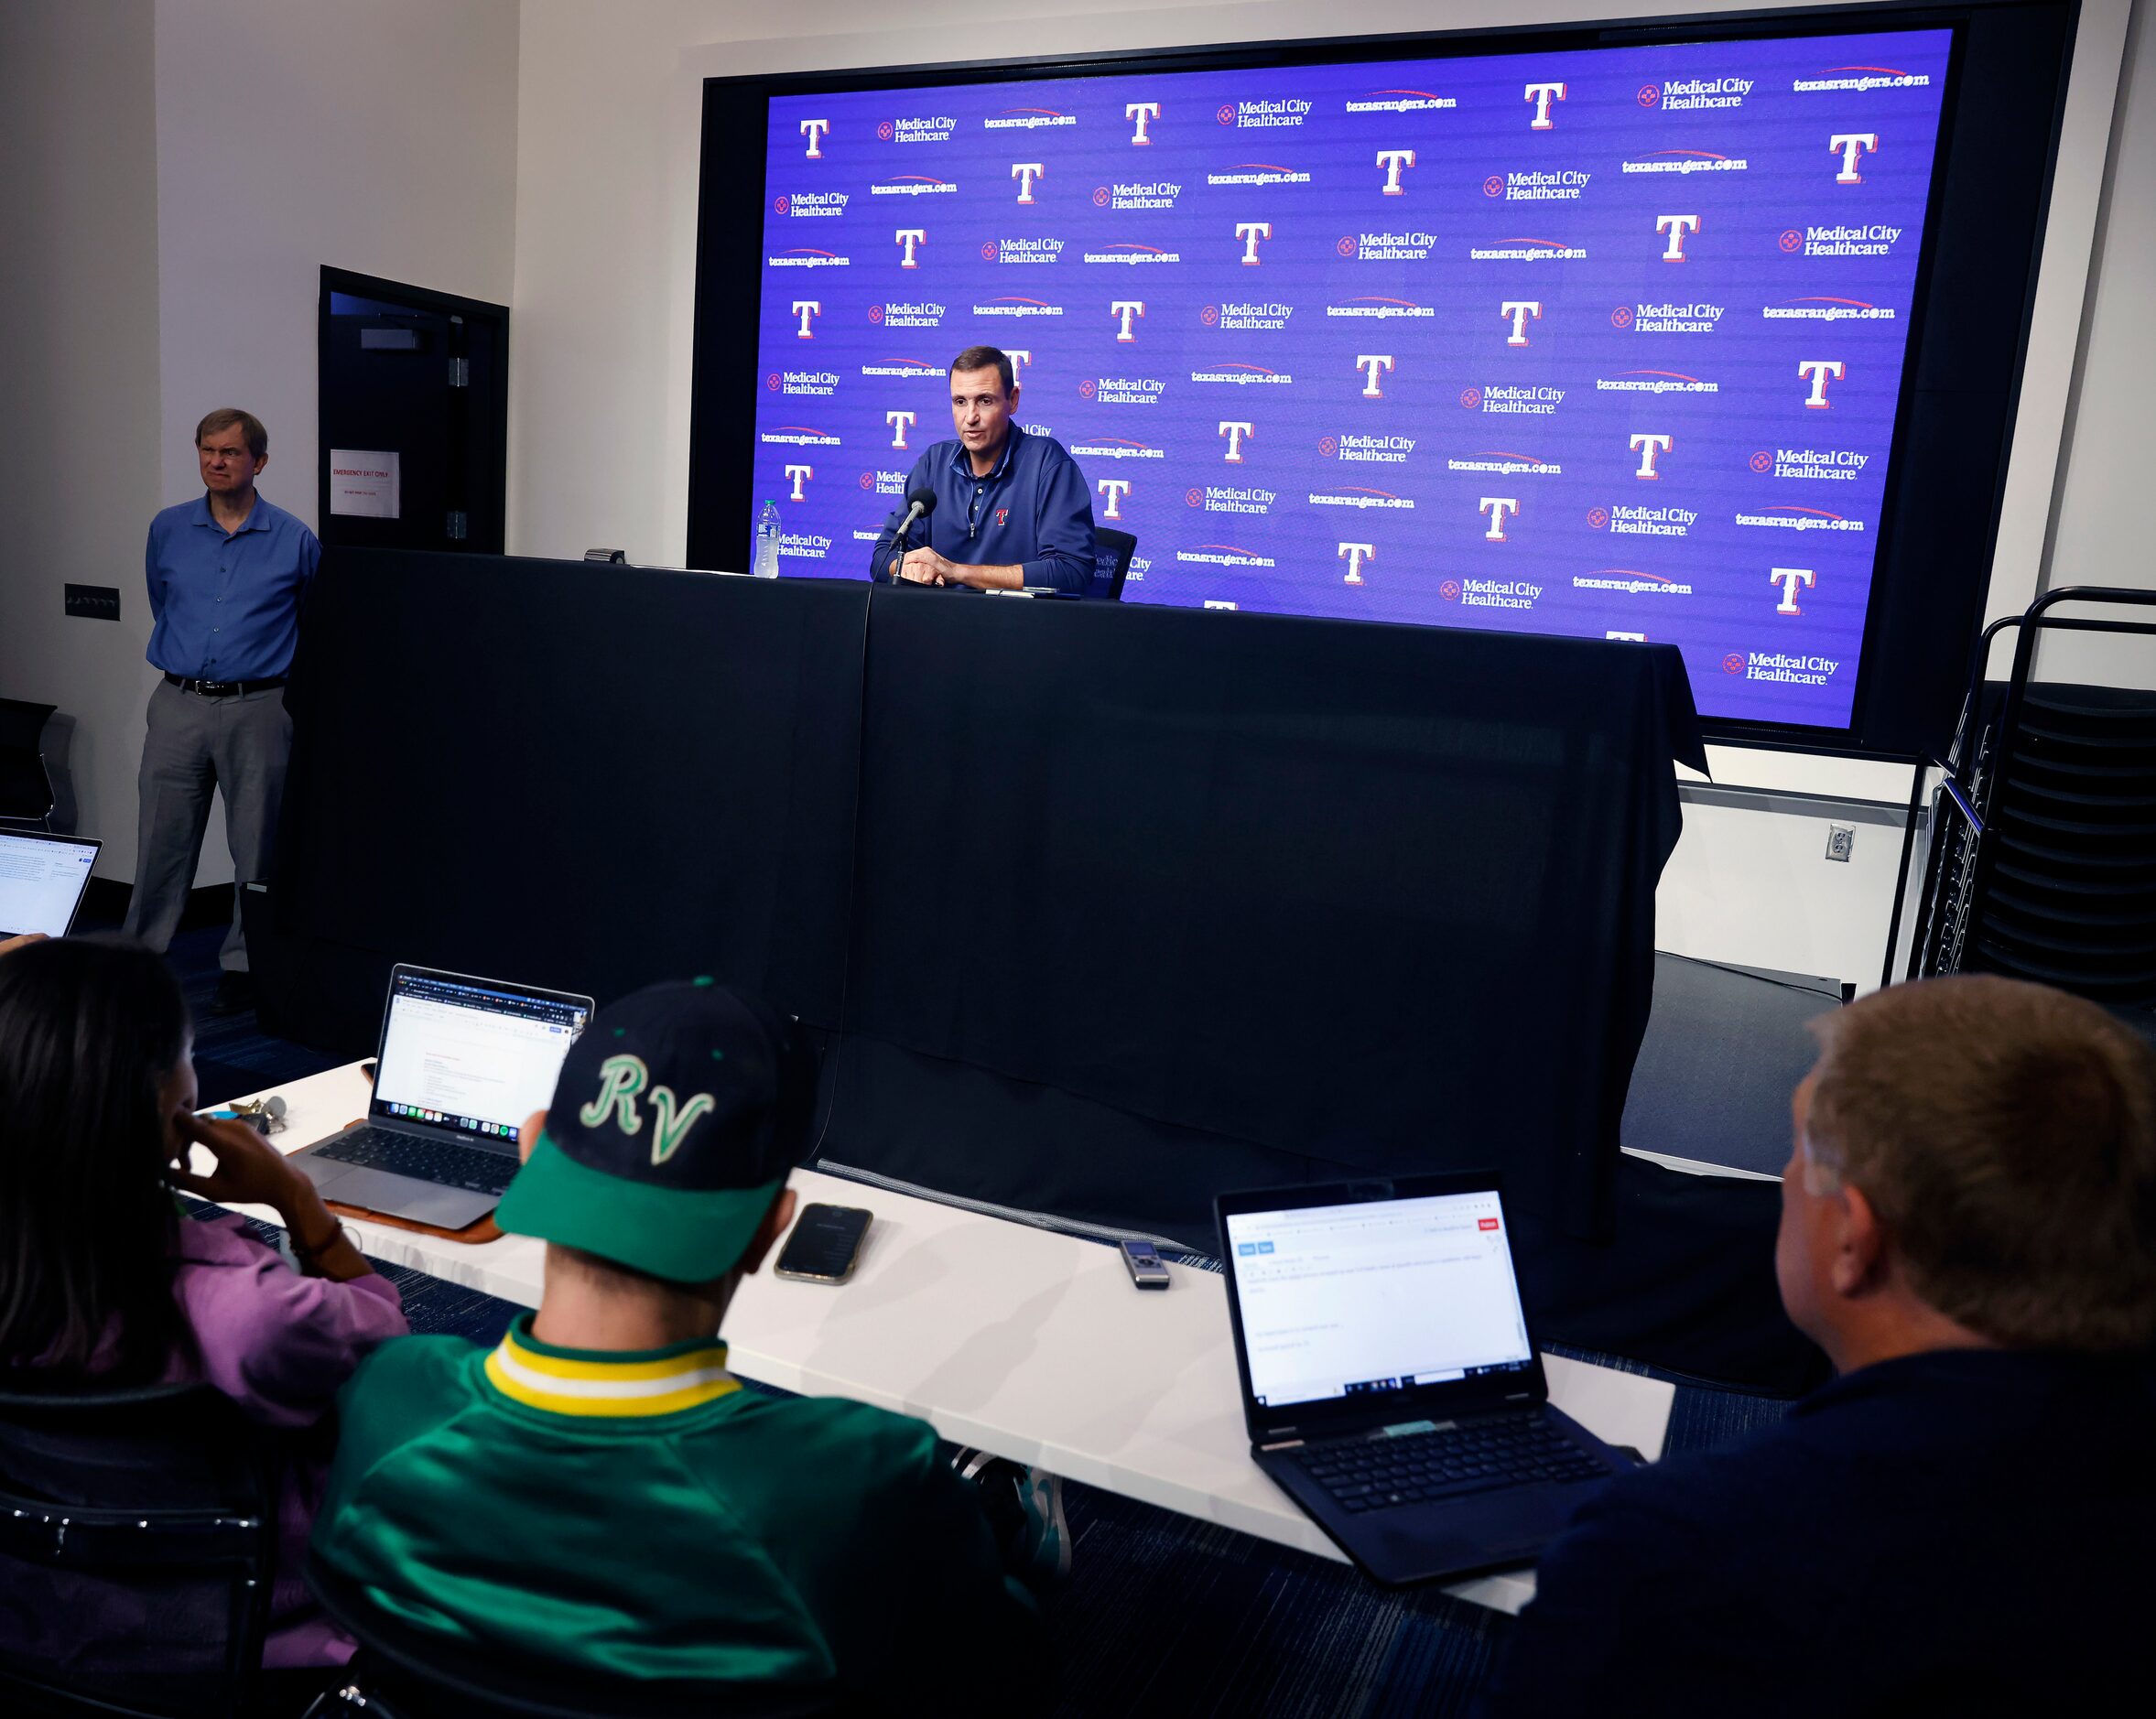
[0,0,163,881]
[2037,0,2156,685]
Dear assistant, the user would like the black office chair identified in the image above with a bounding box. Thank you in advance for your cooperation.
[302,1556,841,1719]
[1089,528,1136,601]
[0,1380,280,1719]
[0,697,58,828]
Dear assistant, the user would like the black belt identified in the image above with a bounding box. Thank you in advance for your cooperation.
[165,673,286,697]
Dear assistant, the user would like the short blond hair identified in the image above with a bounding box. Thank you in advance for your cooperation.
[1804,976,2156,1351]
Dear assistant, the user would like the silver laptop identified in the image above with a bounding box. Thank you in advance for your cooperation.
[0,829,100,937]
[290,964,591,1229]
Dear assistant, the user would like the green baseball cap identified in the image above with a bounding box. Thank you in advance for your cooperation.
[495,979,818,1283]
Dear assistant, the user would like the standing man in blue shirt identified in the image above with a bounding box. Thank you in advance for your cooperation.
[123,408,320,1014]
[870,346,1097,594]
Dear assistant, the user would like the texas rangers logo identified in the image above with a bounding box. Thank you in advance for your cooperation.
[1013,163,1045,204]
[1096,478,1132,520]
[1111,300,1144,342]
[1236,222,1272,265]
[785,464,812,503]
[1338,542,1374,584]
[1830,133,1878,184]
[1525,82,1566,129]
[1772,568,1816,614]
[1126,102,1161,145]
[1657,215,1701,262]
[896,229,926,268]
[1376,149,1415,195]
[1799,361,1846,408]
[799,119,830,158]
[1501,300,1542,346]
[1631,434,1674,479]
[792,300,820,340]
[1479,497,1520,542]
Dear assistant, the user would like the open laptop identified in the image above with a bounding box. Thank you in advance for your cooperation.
[1217,1172,1631,1586]
[0,829,100,938]
[290,964,591,1229]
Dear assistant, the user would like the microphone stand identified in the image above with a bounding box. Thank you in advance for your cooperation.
[889,503,928,584]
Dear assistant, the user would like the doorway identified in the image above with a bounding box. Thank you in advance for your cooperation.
[317,266,508,556]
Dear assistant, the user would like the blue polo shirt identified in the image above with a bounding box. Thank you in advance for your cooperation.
[868,425,1096,594]
[145,494,320,682]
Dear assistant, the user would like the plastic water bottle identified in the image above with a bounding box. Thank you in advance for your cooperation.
[752,501,782,578]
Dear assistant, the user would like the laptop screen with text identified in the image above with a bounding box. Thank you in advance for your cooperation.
[0,832,97,937]
[372,971,588,1141]
[1224,1190,1533,1410]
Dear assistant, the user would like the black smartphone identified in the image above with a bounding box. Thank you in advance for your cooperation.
[774,1203,872,1284]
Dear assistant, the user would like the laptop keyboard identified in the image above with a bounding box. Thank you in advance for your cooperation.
[1291,1414,1609,1513]
[312,1127,517,1197]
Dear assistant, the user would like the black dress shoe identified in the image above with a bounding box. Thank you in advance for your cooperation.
[208,971,256,1017]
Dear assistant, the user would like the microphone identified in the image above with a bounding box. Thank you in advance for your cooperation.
[891,487,937,581]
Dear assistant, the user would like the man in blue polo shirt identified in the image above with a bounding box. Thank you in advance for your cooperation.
[869,345,1096,594]
[123,408,319,1013]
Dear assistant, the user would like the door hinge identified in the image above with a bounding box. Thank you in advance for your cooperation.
[448,357,470,388]
[447,511,469,541]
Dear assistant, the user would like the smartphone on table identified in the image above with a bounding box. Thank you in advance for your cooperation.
[774,1203,872,1284]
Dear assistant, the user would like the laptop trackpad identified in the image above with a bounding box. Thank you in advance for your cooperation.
[311,1165,495,1231]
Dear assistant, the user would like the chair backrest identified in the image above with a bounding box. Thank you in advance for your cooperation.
[306,1555,840,1719]
[0,1379,279,1719]
[1089,528,1136,601]
[0,697,57,826]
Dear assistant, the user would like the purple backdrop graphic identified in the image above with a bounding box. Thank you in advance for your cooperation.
[752,29,1952,728]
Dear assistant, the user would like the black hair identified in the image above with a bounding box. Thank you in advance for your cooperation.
[0,938,196,1381]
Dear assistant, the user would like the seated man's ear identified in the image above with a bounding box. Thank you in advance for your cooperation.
[518,1108,548,1164]
[736,1187,800,1277]
[1830,1181,1890,1297]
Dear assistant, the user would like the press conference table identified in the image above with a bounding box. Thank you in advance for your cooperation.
[194,1062,1675,1615]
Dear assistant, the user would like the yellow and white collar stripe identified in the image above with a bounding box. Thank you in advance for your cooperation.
[483,1327,742,1418]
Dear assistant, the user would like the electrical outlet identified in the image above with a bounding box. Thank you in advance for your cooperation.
[65,584,121,621]
[1825,824,1855,863]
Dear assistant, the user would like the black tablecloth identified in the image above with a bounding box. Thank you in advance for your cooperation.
[255,556,1815,1384]
[846,590,1703,1240]
[264,552,866,1048]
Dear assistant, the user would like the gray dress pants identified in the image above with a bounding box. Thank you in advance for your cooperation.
[121,678,290,972]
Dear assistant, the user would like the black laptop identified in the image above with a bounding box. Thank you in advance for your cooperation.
[1217,1172,1631,1586]
[289,965,591,1229]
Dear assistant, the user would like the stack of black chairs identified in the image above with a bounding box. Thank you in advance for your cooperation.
[1918,587,2156,1011]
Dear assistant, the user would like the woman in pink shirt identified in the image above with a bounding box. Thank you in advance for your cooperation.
[0,936,408,1679]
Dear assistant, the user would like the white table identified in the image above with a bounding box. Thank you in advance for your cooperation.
[199,1063,1676,1614]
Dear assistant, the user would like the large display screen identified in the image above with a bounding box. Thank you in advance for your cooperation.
[748,28,1953,729]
